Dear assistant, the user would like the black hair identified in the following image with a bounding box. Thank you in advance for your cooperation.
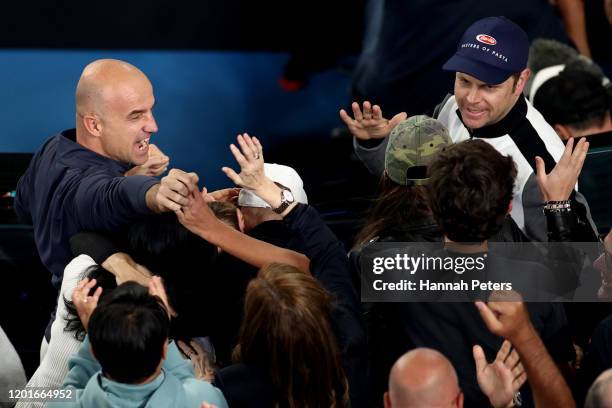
[63,264,118,341]
[126,212,218,338]
[534,64,611,130]
[88,281,170,384]
[126,213,217,311]
[428,140,517,242]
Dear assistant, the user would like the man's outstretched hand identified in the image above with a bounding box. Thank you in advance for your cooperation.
[339,101,407,141]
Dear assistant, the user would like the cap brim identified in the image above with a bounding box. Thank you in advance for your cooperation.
[442,53,513,85]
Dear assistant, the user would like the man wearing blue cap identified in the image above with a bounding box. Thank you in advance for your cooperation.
[342,16,598,242]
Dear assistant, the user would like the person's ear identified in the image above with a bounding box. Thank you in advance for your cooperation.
[457,391,464,408]
[83,114,103,137]
[514,68,530,96]
[383,391,392,408]
[236,208,246,232]
[507,200,513,215]
[554,124,573,140]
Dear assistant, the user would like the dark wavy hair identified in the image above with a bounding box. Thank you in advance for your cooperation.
[126,213,217,314]
[353,174,430,248]
[427,140,516,242]
[88,281,170,384]
[63,264,118,341]
[233,263,350,408]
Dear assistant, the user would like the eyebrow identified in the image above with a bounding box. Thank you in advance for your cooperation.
[127,101,155,118]
[127,109,146,117]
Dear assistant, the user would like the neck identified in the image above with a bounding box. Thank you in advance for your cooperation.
[104,365,162,385]
[243,208,282,232]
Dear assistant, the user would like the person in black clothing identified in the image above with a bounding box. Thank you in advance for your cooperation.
[353,133,588,406]
[178,133,368,407]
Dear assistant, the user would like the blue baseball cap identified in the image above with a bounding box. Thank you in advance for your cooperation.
[443,16,529,85]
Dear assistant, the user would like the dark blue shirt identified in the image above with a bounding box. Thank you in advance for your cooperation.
[14,129,159,288]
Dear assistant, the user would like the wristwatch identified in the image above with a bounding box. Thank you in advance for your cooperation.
[272,183,295,214]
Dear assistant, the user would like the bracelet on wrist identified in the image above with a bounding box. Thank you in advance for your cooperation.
[543,200,571,213]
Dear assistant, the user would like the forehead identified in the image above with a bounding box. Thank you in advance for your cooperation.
[102,77,155,114]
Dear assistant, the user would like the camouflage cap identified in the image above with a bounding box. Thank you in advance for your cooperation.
[384,115,452,186]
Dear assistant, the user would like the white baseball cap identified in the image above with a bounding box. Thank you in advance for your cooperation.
[238,163,308,208]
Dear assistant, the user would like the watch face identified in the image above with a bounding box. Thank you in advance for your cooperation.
[283,189,295,202]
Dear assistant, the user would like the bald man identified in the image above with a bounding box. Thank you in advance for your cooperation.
[585,368,612,408]
[15,59,196,338]
[385,345,524,408]
[384,348,463,408]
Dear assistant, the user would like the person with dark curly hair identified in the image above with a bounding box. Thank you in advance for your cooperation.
[427,139,517,244]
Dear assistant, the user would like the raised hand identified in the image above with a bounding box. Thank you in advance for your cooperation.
[474,340,527,408]
[475,294,536,344]
[125,144,170,177]
[339,101,407,141]
[535,137,589,201]
[222,133,266,190]
[72,278,103,330]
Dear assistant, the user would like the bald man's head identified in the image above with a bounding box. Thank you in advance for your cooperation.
[385,348,462,408]
[76,59,149,116]
[585,369,612,408]
[74,59,158,165]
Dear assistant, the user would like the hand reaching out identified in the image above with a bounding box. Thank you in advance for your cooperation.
[339,101,407,141]
[475,294,536,344]
[125,144,170,177]
[222,133,266,190]
[72,278,103,330]
[474,340,527,408]
[535,137,589,202]
[205,187,241,203]
[148,276,176,318]
[176,188,219,237]
[156,168,200,212]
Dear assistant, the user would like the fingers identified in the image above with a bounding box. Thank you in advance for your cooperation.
[512,361,525,382]
[372,105,383,121]
[363,101,372,120]
[571,137,589,173]
[237,133,256,160]
[389,112,408,128]
[505,348,520,369]
[339,109,353,126]
[514,371,527,389]
[534,156,545,183]
[229,143,248,168]
[159,169,199,210]
[475,301,503,334]
[351,101,363,121]
[472,344,487,373]
[496,339,512,362]
[221,166,242,186]
[161,169,198,196]
[559,136,575,164]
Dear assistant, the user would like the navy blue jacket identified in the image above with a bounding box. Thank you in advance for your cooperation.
[14,129,158,288]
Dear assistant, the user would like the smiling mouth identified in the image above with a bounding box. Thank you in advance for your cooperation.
[136,138,150,151]
[465,107,486,116]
